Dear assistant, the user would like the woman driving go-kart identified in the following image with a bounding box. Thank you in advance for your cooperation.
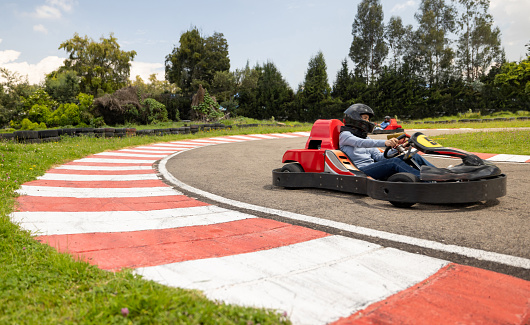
[339,103,434,181]
[273,103,507,208]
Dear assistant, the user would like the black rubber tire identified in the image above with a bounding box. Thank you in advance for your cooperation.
[0,133,15,140]
[38,129,59,138]
[14,130,38,140]
[387,172,419,208]
[281,163,304,173]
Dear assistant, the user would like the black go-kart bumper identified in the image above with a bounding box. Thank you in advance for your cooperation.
[272,169,507,205]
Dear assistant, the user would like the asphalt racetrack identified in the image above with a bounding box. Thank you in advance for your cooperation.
[166,129,530,280]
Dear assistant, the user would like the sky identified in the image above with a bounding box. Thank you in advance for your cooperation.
[1,0,529,89]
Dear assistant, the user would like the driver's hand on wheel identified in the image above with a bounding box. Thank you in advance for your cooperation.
[384,138,399,148]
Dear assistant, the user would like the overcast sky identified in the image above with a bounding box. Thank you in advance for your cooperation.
[1,0,528,88]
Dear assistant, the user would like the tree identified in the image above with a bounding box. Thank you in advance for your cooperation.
[44,69,80,103]
[0,68,34,126]
[494,56,530,110]
[332,59,353,102]
[299,51,332,121]
[59,33,137,96]
[254,61,293,120]
[165,28,230,96]
[349,0,388,83]
[414,0,456,86]
[385,16,413,69]
[233,62,260,117]
[456,0,503,81]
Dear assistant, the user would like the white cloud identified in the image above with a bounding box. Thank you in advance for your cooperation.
[33,24,48,34]
[29,0,75,19]
[0,50,21,65]
[34,5,62,19]
[130,61,165,82]
[1,55,65,85]
[391,0,416,13]
[46,0,74,12]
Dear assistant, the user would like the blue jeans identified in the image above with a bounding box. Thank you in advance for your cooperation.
[359,155,434,180]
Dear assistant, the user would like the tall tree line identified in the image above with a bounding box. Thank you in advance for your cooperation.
[2,1,528,128]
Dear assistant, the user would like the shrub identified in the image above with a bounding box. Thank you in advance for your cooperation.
[20,118,39,130]
[142,98,168,124]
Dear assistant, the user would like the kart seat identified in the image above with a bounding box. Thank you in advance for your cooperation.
[306,119,344,150]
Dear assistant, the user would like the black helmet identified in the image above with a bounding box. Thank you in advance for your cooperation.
[343,104,375,133]
[384,116,391,121]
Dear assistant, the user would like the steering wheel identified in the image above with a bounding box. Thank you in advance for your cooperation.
[384,133,410,159]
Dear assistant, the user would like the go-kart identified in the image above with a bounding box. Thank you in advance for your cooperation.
[272,119,506,208]
[372,118,404,134]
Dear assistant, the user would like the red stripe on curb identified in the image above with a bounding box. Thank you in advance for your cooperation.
[45,169,156,175]
[36,218,330,270]
[23,179,168,188]
[64,162,153,167]
[16,195,208,212]
[332,263,530,325]
[84,154,161,160]
[470,152,497,160]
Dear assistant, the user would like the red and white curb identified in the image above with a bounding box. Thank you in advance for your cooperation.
[10,132,530,325]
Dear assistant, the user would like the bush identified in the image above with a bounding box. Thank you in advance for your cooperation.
[142,98,168,124]
[20,118,39,130]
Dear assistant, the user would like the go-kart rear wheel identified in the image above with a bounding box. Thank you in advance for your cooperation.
[387,172,419,208]
[281,163,304,173]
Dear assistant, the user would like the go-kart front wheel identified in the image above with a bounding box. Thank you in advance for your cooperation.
[281,163,304,173]
[387,172,419,208]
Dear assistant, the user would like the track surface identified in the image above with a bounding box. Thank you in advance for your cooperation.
[166,130,530,279]
[11,129,530,324]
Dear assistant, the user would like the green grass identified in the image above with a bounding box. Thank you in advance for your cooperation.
[430,129,530,155]
[402,119,530,130]
[0,120,528,324]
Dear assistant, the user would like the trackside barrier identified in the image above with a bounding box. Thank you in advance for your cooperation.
[0,123,303,143]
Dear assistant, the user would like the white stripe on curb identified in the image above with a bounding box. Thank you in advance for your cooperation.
[486,154,530,163]
[36,174,159,181]
[17,185,177,197]
[136,235,447,325]
[54,165,154,171]
[12,206,254,235]
[73,158,159,164]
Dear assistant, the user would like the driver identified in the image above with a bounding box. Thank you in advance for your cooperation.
[375,115,391,130]
[339,103,434,180]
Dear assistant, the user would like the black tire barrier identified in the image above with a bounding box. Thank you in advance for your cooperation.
[77,127,95,137]
[0,133,15,141]
[58,128,76,136]
[114,128,127,138]
[126,128,136,136]
[94,128,105,138]
[38,129,59,138]
[136,129,154,136]
[104,128,115,138]
[14,130,39,141]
